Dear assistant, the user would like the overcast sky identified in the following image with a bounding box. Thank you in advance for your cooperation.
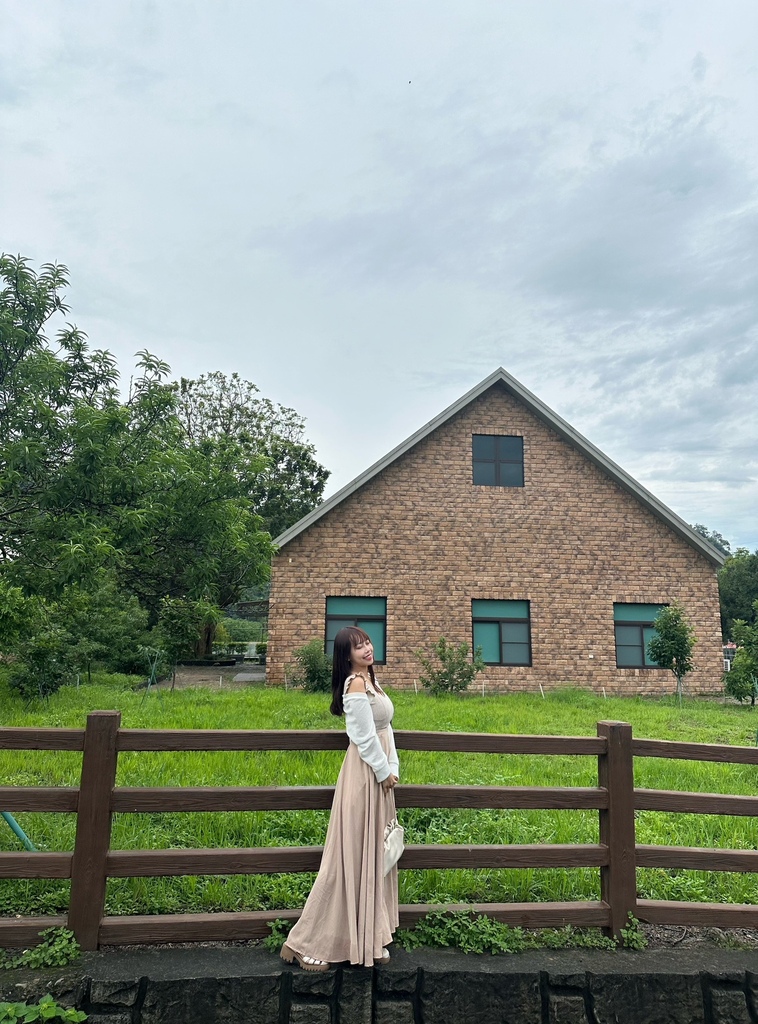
[2,2,756,550]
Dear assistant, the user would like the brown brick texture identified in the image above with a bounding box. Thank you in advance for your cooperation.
[268,383,723,696]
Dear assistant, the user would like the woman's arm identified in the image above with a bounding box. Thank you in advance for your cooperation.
[343,694,392,782]
[387,724,399,781]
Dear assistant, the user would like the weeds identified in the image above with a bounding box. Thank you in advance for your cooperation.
[0,928,80,970]
[619,913,648,950]
[0,994,86,1021]
[396,909,617,954]
[263,918,293,952]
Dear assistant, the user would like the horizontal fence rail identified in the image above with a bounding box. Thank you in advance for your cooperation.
[1,713,758,949]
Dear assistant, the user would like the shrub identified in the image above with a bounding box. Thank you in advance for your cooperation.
[415,637,484,696]
[724,648,758,704]
[290,638,332,692]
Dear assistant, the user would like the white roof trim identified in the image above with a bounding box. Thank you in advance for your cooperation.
[274,367,726,567]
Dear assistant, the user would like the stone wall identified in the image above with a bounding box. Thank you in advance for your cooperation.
[269,382,722,696]
[3,946,757,1024]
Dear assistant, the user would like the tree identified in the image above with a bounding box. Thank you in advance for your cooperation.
[724,648,758,705]
[1,256,276,663]
[154,597,221,683]
[176,372,330,538]
[646,604,697,706]
[725,604,758,705]
[691,523,731,558]
[719,549,758,639]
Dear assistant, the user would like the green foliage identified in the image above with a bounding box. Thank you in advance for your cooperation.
[619,913,648,950]
[155,598,221,665]
[724,649,758,704]
[415,637,485,696]
[290,639,332,692]
[219,617,263,643]
[0,928,80,971]
[691,523,731,558]
[262,917,293,952]
[719,548,758,639]
[396,908,616,954]
[0,994,86,1022]
[646,604,696,700]
[1,255,288,681]
[176,372,329,539]
[725,608,758,705]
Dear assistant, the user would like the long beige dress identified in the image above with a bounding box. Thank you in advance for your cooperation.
[284,679,399,967]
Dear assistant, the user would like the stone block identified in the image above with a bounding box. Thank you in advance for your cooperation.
[710,987,751,1024]
[141,975,280,1024]
[89,978,141,1007]
[337,969,372,1023]
[291,970,337,998]
[548,993,589,1023]
[420,970,541,1024]
[375,1001,415,1024]
[86,1016,132,1024]
[289,1003,331,1024]
[374,967,418,996]
[591,973,703,1024]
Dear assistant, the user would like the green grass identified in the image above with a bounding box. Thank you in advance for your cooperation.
[1,673,758,917]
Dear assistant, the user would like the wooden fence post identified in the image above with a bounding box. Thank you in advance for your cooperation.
[597,721,636,942]
[68,711,121,950]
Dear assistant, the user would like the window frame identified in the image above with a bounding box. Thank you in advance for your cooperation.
[324,596,387,665]
[472,433,524,488]
[471,599,532,667]
[613,603,665,669]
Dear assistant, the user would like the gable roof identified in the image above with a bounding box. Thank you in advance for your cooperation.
[275,367,726,567]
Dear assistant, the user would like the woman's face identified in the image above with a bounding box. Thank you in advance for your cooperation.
[351,636,374,670]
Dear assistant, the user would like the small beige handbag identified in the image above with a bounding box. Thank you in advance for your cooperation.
[383,818,405,875]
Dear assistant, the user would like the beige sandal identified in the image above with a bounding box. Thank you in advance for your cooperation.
[280,942,330,973]
[375,947,391,964]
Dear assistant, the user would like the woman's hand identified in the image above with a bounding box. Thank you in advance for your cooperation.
[381,774,399,791]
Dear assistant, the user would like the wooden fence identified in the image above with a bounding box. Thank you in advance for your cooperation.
[2,711,758,950]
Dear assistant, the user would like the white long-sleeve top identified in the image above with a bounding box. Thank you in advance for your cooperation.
[343,693,400,783]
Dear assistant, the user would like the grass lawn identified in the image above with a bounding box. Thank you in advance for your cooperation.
[1,673,758,918]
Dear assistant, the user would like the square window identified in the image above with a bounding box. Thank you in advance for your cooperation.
[472,600,532,666]
[613,604,665,669]
[472,434,524,488]
[325,597,387,663]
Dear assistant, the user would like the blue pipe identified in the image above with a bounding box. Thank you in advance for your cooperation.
[1,811,37,852]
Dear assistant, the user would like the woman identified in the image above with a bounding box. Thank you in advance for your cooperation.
[280,625,400,970]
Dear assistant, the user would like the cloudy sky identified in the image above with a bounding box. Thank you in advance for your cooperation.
[2,2,756,549]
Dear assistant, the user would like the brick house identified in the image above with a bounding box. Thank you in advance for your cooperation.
[268,368,725,695]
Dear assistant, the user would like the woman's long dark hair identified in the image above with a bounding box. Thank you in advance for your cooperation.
[330,625,376,716]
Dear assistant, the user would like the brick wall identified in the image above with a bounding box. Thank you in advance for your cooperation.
[269,383,723,695]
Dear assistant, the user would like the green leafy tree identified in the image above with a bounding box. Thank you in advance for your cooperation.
[176,372,330,538]
[725,605,758,705]
[691,523,731,558]
[724,648,758,705]
[155,597,221,677]
[415,637,485,696]
[1,256,276,667]
[719,549,758,639]
[646,604,697,705]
